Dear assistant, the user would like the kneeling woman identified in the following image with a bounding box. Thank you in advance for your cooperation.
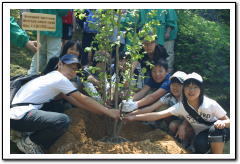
[125,72,230,154]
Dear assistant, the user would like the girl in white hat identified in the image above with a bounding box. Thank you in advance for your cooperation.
[125,72,230,154]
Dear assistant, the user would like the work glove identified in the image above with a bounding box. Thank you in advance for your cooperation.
[121,99,138,113]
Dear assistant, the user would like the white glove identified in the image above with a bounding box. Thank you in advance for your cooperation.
[121,99,138,112]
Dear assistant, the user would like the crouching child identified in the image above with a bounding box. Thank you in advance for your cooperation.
[10,54,120,154]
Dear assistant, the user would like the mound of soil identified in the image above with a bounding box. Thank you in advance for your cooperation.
[48,108,189,154]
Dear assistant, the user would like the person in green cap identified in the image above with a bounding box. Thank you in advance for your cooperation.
[138,9,178,73]
[121,10,169,88]
[10,16,39,53]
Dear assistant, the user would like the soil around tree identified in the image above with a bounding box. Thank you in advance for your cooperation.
[48,108,189,154]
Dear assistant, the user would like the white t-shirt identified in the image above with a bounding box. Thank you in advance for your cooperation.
[159,93,178,107]
[10,71,77,119]
[166,96,227,135]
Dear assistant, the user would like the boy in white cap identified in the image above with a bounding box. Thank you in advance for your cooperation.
[10,54,120,154]
[125,72,230,154]
[127,71,187,115]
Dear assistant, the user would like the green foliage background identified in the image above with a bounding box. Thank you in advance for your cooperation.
[175,10,230,111]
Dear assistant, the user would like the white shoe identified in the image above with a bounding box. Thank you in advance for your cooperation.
[16,136,44,154]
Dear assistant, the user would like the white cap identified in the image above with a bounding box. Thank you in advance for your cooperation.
[185,72,203,83]
[170,71,187,83]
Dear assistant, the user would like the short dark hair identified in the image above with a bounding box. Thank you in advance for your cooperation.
[42,57,59,75]
[171,77,183,84]
[182,79,204,106]
[154,45,168,61]
[153,59,168,71]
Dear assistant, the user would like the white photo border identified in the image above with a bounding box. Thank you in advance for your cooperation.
[2,1,236,160]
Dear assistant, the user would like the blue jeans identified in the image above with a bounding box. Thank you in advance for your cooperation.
[11,109,70,149]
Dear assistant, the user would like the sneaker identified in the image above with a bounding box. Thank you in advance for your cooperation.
[16,136,44,154]
[10,130,22,143]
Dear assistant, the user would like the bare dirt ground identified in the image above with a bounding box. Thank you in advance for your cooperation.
[48,108,189,154]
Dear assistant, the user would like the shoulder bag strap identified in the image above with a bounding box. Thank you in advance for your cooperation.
[182,101,214,126]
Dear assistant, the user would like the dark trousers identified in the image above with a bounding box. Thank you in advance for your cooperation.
[11,108,70,149]
[194,126,230,154]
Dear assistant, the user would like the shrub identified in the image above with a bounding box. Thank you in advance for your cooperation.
[175,10,230,110]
